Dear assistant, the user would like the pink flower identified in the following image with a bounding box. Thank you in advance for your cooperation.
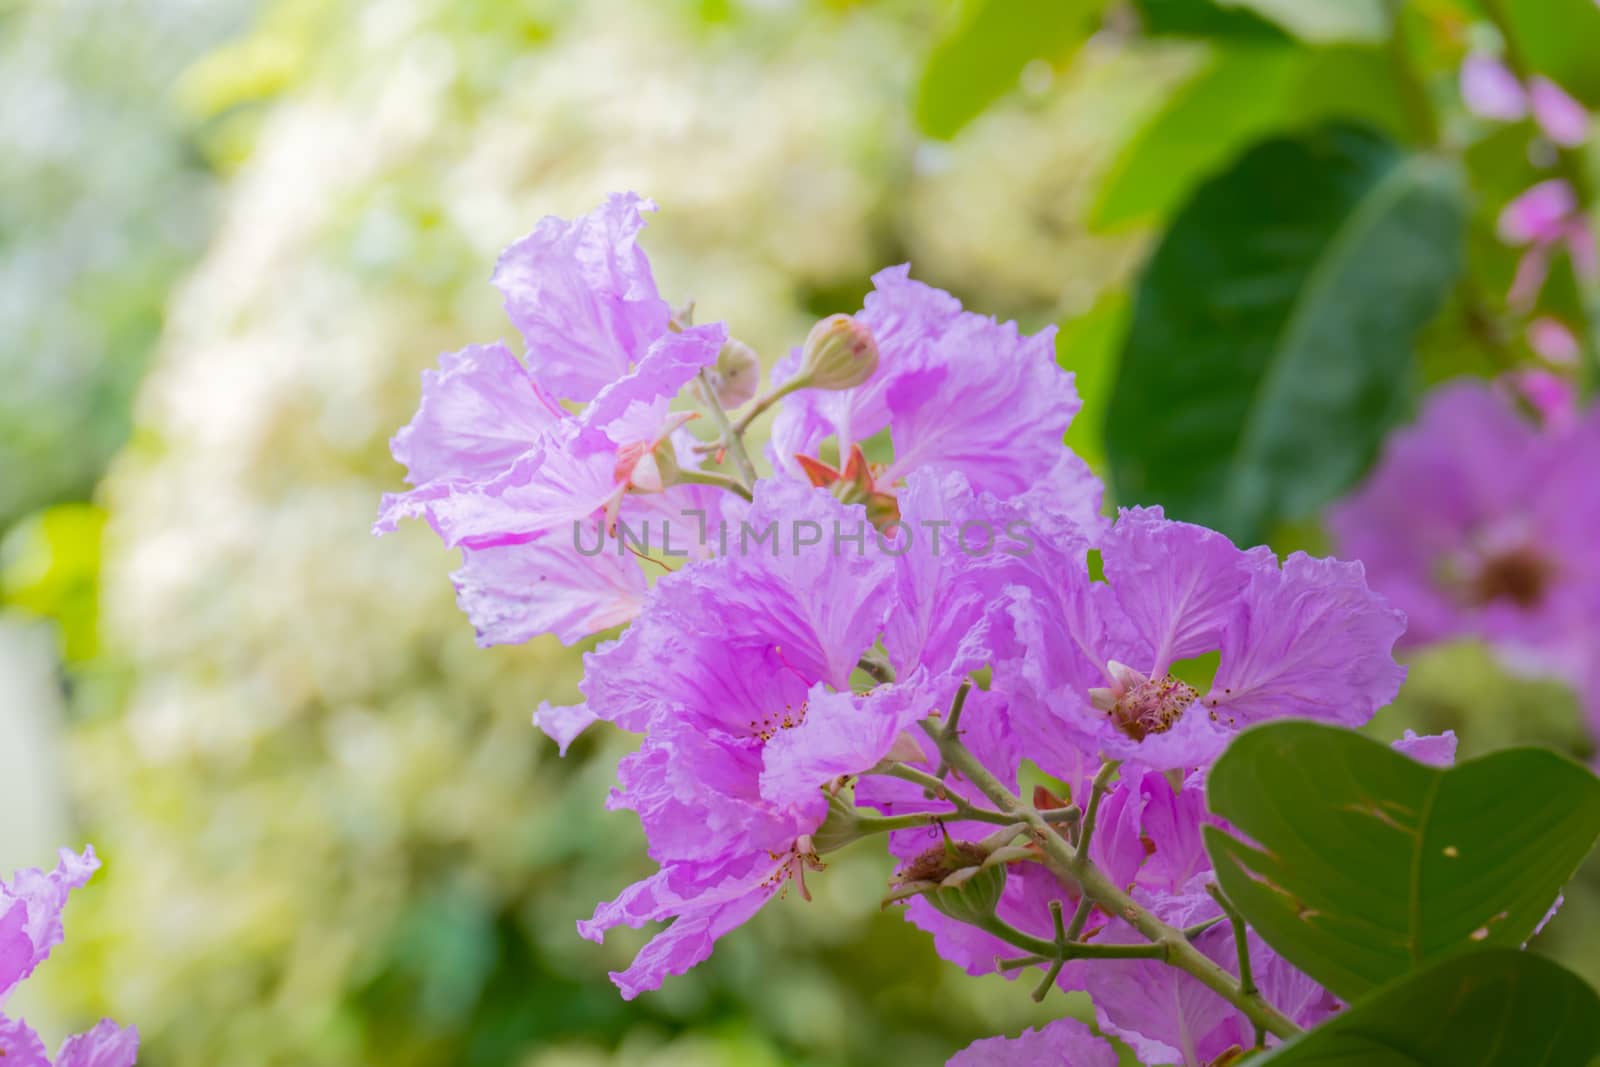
[374,194,738,646]
[1498,180,1598,310]
[1461,55,1589,146]
[769,267,1101,523]
[0,849,137,1067]
[993,507,1406,772]
[1332,380,1600,726]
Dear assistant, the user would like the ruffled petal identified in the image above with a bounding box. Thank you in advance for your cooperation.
[575,323,726,451]
[1208,553,1407,729]
[882,298,1079,497]
[947,1017,1117,1067]
[452,530,647,648]
[1392,729,1458,768]
[55,1021,140,1067]
[492,192,670,402]
[0,846,99,1001]
[0,1015,49,1067]
[388,343,561,488]
[1101,507,1254,674]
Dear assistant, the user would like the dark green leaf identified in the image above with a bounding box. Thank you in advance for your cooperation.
[1134,0,1290,39]
[1218,0,1388,42]
[1251,949,1600,1066]
[914,0,1104,140]
[1204,722,1600,1002]
[1105,124,1464,543]
[1091,46,1407,231]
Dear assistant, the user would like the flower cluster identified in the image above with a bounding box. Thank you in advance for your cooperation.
[1460,50,1594,358]
[1,847,138,1065]
[381,195,1417,1063]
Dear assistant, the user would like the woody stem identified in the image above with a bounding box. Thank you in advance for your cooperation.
[921,713,1301,1040]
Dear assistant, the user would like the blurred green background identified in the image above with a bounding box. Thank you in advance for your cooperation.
[2,1,1596,1064]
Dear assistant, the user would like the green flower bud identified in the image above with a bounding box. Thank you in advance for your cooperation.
[706,338,760,409]
[798,314,878,391]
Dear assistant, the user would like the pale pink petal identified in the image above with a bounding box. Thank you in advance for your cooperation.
[947,1017,1117,1067]
[55,1020,140,1067]
[1460,54,1528,121]
[0,1015,49,1067]
[492,192,670,403]
[1528,317,1580,364]
[1207,554,1407,730]
[532,701,600,756]
[1499,180,1577,245]
[388,343,562,488]
[1393,729,1458,767]
[1530,77,1590,146]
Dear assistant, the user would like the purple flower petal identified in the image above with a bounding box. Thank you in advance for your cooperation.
[0,1015,49,1067]
[493,192,671,403]
[452,531,647,648]
[532,701,599,756]
[575,323,726,452]
[1393,729,1458,767]
[55,1021,140,1067]
[1530,77,1590,147]
[947,1018,1117,1067]
[1460,54,1528,121]
[1207,553,1407,730]
[1100,507,1254,674]
[0,847,99,1002]
[388,343,562,488]
[1499,180,1578,246]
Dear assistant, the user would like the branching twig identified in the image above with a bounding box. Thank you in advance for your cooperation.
[920,711,1301,1040]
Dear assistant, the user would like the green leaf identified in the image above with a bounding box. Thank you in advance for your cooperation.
[1090,46,1407,231]
[914,0,1105,140]
[1104,124,1464,544]
[1059,291,1130,473]
[1134,0,1290,39]
[1217,0,1389,43]
[1250,949,1600,1066]
[1494,0,1600,107]
[1204,722,1600,1002]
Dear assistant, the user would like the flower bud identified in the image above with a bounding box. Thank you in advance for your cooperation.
[798,314,878,391]
[706,338,760,409]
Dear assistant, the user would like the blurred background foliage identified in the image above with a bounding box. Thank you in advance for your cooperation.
[1,0,1596,1064]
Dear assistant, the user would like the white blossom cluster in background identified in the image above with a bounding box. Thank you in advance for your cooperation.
[46,1,1160,1064]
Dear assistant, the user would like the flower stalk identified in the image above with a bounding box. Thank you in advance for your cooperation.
[921,699,1302,1041]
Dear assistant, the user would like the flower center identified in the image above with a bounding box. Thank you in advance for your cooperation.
[747,699,809,743]
[1089,663,1198,742]
[762,836,825,900]
[1470,546,1553,609]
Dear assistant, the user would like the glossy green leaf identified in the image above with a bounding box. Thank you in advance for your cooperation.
[1251,949,1600,1066]
[1105,124,1463,543]
[914,0,1104,140]
[1204,722,1600,1002]
[1091,45,1406,231]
